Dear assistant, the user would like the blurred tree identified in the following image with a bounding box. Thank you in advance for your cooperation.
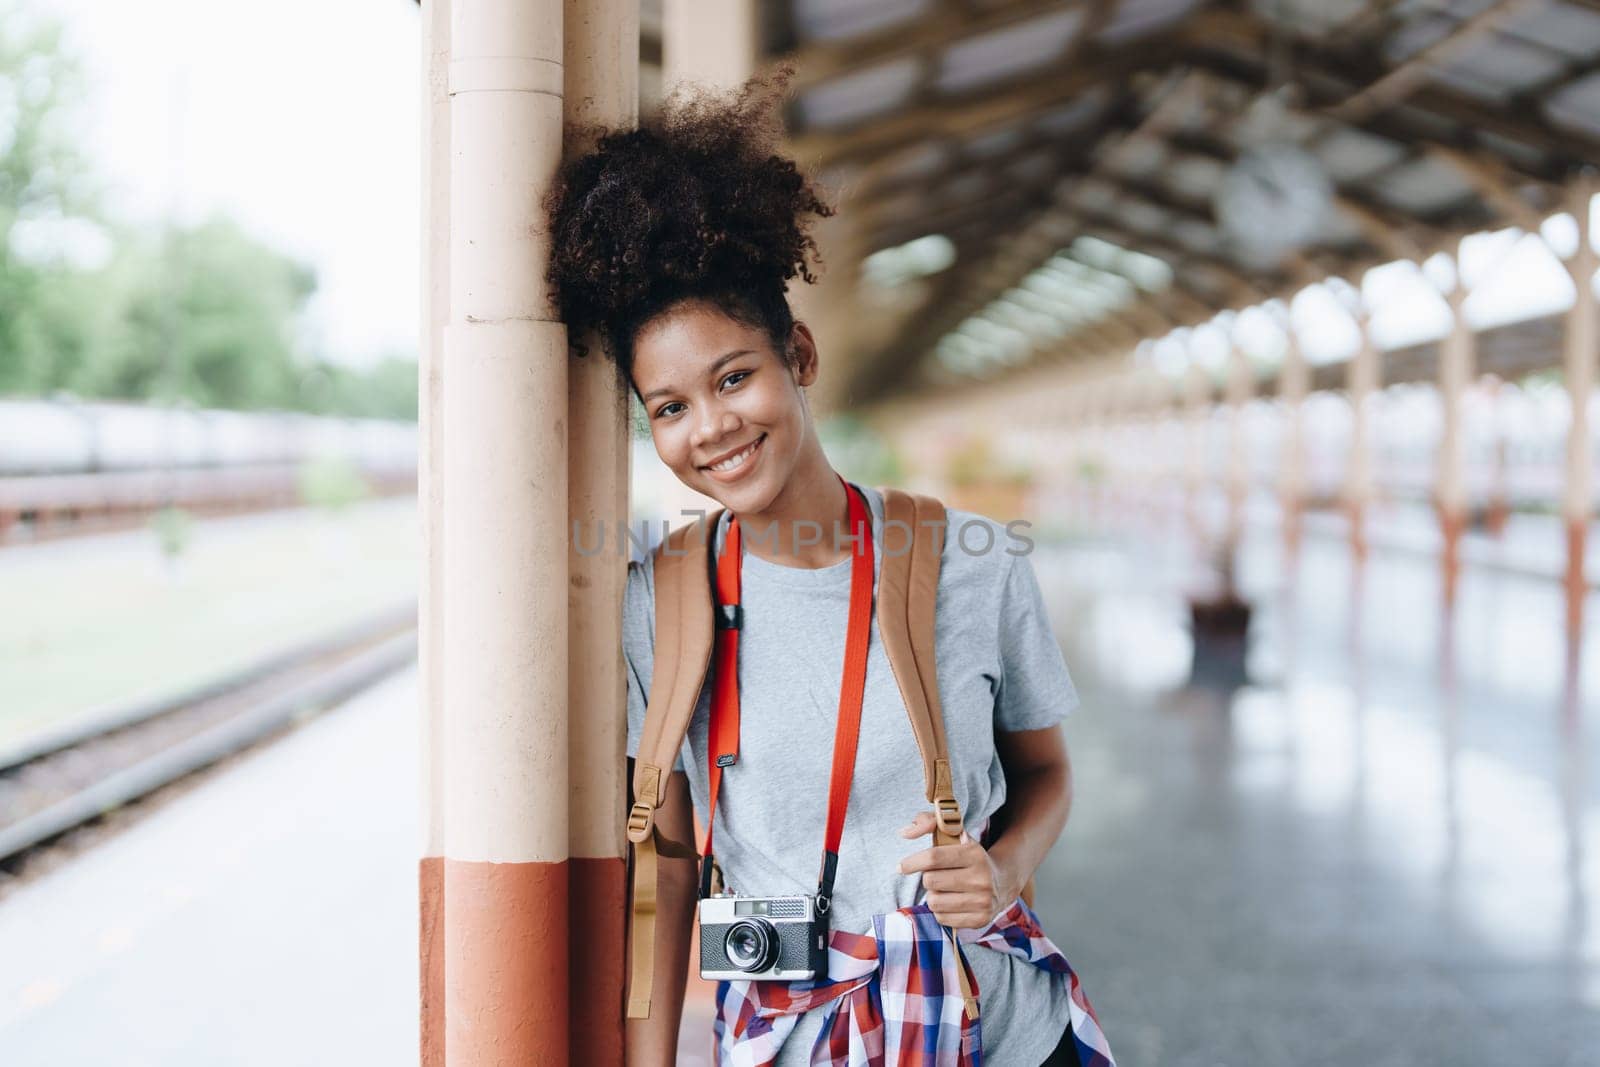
[298,351,419,420]
[0,5,418,421]
[0,6,106,393]
[74,216,318,410]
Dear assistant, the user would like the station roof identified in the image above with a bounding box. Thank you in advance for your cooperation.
[760,0,1600,404]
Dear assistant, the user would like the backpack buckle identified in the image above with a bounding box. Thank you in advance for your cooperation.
[935,796,963,837]
[626,800,655,843]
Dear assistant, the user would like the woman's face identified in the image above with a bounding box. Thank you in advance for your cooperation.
[631,299,818,515]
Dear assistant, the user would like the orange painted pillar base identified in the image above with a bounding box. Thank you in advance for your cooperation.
[569,857,627,1064]
[1439,507,1466,610]
[1282,498,1303,569]
[1486,496,1510,539]
[1346,499,1368,567]
[421,857,445,1067]
[420,838,624,1066]
[1567,519,1587,666]
[444,858,570,1064]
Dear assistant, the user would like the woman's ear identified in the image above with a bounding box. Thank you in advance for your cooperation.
[789,321,820,388]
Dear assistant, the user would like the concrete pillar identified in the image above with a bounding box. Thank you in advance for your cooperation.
[1225,341,1252,549]
[1146,373,1170,521]
[440,2,571,1062]
[803,212,865,420]
[1344,299,1379,565]
[418,0,450,1061]
[1081,379,1100,522]
[663,0,755,93]
[563,1,637,1061]
[1184,363,1211,541]
[1100,376,1121,524]
[1277,322,1310,562]
[1437,253,1474,610]
[1563,175,1598,647]
[1485,377,1511,537]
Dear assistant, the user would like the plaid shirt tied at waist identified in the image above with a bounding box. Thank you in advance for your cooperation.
[711,898,1115,1067]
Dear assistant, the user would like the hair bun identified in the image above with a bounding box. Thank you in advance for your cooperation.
[545,69,835,372]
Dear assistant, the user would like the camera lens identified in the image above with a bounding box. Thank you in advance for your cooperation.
[724,919,778,973]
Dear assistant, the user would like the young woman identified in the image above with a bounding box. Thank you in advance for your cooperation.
[547,76,1111,1067]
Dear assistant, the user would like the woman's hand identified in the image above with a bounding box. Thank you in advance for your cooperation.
[897,811,1020,930]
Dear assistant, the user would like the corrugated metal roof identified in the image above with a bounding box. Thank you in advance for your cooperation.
[760,0,1600,401]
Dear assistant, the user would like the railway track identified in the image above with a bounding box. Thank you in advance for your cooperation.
[0,467,417,547]
[0,604,417,866]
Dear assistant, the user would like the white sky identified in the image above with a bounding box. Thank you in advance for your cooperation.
[48,0,421,369]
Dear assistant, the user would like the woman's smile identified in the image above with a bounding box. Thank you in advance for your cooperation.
[703,433,766,482]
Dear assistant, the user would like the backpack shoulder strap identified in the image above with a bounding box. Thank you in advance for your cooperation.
[626,507,721,1020]
[627,507,723,842]
[875,486,964,847]
[876,486,980,1020]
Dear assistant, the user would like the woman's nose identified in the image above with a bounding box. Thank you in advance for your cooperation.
[691,407,740,448]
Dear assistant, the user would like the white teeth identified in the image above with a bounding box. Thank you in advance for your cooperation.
[709,437,760,473]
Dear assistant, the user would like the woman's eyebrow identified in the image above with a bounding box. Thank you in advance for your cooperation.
[640,349,756,403]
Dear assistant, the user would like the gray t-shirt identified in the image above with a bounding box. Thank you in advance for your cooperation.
[624,481,1079,1066]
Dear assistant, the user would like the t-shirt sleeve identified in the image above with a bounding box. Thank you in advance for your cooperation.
[622,554,685,772]
[993,548,1080,731]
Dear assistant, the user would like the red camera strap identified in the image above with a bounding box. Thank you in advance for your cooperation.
[702,473,874,908]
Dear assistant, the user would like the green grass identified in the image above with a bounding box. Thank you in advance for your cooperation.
[0,498,418,748]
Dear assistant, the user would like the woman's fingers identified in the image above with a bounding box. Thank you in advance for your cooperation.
[898,844,973,874]
[921,867,989,893]
[926,891,989,929]
[901,818,1003,928]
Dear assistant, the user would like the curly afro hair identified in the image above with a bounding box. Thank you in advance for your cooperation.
[544,70,835,382]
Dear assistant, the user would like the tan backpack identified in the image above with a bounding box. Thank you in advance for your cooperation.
[624,486,1024,1020]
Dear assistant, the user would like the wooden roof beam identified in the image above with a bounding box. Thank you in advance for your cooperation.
[771,0,1087,94]
[908,70,1211,317]
[848,69,1218,397]
[1059,0,1120,69]
[1159,126,1444,255]
[853,95,1138,243]
[1334,196,1427,262]
[1050,246,1223,323]
[1328,0,1545,124]
[1423,144,1548,233]
[1187,9,1600,171]
[787,30,1187,166]
[855,85,1138,212]
[1088,172,1215,227]
[1066,212,1273,304]
[1184,47,1566,184]
[1324,0,1413,48]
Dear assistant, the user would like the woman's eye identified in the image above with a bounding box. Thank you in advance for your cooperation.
[653,372,745,419]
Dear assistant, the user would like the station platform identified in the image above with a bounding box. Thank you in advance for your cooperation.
[0,670,420,1066]
[0,525,1594,1064]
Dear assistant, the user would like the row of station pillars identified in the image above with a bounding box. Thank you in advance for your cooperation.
[955,174,1598,658]
[415,1,757,1064]
[416,0,1593,1055]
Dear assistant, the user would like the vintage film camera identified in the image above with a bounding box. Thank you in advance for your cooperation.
[698,889,829,981]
